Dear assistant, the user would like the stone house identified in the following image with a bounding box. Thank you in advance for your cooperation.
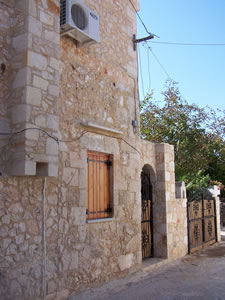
[0,0,188,299]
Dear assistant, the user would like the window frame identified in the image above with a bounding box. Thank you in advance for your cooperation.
[86,151,113,221]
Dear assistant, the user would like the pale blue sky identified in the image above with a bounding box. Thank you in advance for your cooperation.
[137,0,225,111]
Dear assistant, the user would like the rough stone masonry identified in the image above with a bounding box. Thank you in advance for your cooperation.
[0,1,192,299]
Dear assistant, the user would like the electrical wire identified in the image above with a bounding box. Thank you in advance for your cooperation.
[0,127,58,142]
[0,1,11,8]
[0,127,140,154]
[0,127,88,144]
[143,43,190,102]
[82,129,140,154]
[144,43,172,80]
[146,45,151,94]
[42,178,47,300]
[134,30,142,130]
[138,44,145,100]
[128,0,159,38]
[137,44,152,99]
[121,138,140,154]
[148,41,225,46]
[57,131,88,143]
[127,74,138,135]
[128,0,150,35]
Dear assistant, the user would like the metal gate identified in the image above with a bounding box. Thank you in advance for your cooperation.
[187,191,217,253]
[141,167,153,259]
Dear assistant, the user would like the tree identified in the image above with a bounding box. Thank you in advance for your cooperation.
[140,81,225,195]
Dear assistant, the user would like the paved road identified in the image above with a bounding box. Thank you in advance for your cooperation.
[70,235,225,300]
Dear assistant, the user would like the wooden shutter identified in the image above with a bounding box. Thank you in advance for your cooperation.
[87,151,112,220]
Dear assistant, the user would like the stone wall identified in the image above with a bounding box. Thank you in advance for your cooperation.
[57,0,142,294]
[0,0,142,299]
[0,0,15,173]
[169,182,188,258]
[0,177,50,299]
[0,0,59,176]
[0,0,190,299]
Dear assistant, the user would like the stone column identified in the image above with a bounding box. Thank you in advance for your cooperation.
[208,185,221,242]
[154,143,175,258]
[155,143,187,259]
[1,0,60,176]
[0,0,15,174]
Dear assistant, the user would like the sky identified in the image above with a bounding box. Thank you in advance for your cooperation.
[137,0,225,111]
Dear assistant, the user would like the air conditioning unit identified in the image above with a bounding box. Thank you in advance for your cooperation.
[60,0,99,45]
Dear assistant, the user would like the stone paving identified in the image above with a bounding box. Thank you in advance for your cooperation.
[69,232,225,300]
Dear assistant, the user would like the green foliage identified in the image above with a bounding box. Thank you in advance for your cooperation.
[180,171,211,191]
[140,81,225,196]
[180,171,211,200]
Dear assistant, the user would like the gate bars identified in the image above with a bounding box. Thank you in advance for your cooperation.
[187,190,217,253]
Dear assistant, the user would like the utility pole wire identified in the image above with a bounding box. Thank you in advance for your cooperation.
[149,41,225,46]
[0,127,140,154]
[128,0,159,38]
[144,43,172,80]
[146,46,152,95]
[138,44,145,100]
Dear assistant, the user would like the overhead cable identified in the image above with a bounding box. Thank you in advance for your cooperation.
[0,127,88,143]
[144,43,172,80]
[138,44,145,99]
[149,41,225,46]
[128,0,159,38]
[0,127,140,154]
[146,46,152,94]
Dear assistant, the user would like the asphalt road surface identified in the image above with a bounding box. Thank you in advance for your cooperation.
[70,234,225,300]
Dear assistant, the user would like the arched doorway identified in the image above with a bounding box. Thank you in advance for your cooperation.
[141,165,153,259]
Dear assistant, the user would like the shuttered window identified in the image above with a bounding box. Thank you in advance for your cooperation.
[87,151,113,220]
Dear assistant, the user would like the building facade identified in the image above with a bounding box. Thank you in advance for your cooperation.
[0,1,188,299]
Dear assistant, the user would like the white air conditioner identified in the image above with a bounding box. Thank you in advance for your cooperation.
[60,0,99,45]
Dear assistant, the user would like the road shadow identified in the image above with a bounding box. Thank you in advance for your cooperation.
[221,233,225,241]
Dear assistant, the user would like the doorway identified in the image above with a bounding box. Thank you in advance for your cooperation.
[141,165,153,259]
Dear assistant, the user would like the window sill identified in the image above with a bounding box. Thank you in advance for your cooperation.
[87,218,114,224]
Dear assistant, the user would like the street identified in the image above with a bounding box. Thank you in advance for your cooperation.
[69,232,225,300]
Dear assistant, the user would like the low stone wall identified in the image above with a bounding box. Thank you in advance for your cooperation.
[167,182,188,258]
[167,197,188,258]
